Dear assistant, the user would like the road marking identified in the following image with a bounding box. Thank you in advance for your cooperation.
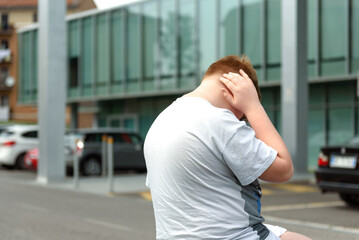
[84,218,132,232]
[19,203,49,213]
[264,215,359,235]
[140,191,152,201]
[267,184,317,193]
[262,201,345,212]
[261,189,274,196]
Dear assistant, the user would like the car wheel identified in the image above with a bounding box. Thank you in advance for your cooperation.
[81,156,101,176]
[339,193,359,206]
[15,153,26,170]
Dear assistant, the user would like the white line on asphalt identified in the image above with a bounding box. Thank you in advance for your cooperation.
[84,218,132,232]
[265,215,359,235]
[262,201,345,212]
[19,203,49,213]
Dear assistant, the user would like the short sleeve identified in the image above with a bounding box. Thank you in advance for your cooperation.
[222,122,278,186]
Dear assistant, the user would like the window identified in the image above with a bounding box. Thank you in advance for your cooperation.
[328,82,354,145]
[242,0,262,81]
[143,1,158,89]
[127,6,141,88]
[0,95,8,106]
[266,0,281,81]
[1,68,8,87]
[320,0,346,76]
[352,0,359,73]
[220,0,239,57]
[1,40,8,49]
[199,0,216,76]
[82,17,93,94]
[112,10,125,87]
[33,12,37,22]
[1,13,8,30]
[160,0,176,89]
[22,131,38,138]
[179,0,196,88]
[69,57,79,88]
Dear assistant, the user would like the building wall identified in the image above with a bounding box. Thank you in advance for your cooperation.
[16,0,359,172]
[8,10,35,28]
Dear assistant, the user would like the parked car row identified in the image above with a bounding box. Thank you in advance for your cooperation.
[315,136,359,206]
[0,125,147,176]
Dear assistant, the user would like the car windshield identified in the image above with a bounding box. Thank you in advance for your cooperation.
[345,136,359,147]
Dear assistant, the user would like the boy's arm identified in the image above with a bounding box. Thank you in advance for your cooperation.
[220,70,293,182]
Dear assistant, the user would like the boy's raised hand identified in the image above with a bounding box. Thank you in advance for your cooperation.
[219,69,261,115]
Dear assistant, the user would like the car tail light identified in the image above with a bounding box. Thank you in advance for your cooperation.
[2,141,16,147]
[318,151,329,167]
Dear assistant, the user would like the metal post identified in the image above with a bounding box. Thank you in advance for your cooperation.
[281,0,308,174]
[107,136,114,194]
[101,134,107,177]
[37,0,66,183]
[73,139,79,189]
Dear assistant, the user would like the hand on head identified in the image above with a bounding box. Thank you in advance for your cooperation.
[220,69,261,115]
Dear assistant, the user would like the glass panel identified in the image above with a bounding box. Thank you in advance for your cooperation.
[328,82,353,104]
[309,84,325,105]
[68,20,79,58]
[307,0,316,78]
[352,0,359,73]
[179,0,196,88]
[82,17,93,93]
[160,0,176,89]
[124,118,135,130]
[321,0,346,76]
[242,0,262,67]
[328,108,354,145]
[266,0,281,82]
[308,109,325,170]
[96,14,109,88]
[32,30,38,101]
[143,1,157,91]
[112,10,125,87]
[220,0,239,57]
[199,0,217,75]
[127,6,141,92]
[261,88,275,123]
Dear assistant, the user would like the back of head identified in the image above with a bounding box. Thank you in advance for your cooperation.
[203,55,261,100]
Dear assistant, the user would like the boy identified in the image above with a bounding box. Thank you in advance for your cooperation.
[144,55,311,240]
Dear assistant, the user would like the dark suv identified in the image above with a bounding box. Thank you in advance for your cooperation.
[66,129,146,176]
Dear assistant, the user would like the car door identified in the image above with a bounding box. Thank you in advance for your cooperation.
[112,133,142,169]
[20,130,39,153]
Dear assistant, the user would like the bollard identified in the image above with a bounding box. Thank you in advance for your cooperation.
[73,139,79,189]
[107,136,114,194]
[101,134,107,177]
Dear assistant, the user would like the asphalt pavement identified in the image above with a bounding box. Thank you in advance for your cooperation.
[1,168,359,240]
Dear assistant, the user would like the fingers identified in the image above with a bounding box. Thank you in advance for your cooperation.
[220,76,237,92]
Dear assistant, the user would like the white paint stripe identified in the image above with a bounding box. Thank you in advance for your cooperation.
[19,203,49,213]
[265,215,359,235]
[262,201,345,212]
[84,218,132,232]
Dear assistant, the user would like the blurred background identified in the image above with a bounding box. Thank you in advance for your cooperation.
[0,0,358,239]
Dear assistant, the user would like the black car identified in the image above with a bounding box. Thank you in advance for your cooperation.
[315,136,359,206]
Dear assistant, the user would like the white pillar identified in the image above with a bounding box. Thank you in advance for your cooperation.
[37,0,67,183]
[281,0,308,174]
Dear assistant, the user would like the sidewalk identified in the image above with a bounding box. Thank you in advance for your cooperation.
[32,173,149,196]
[32,172,315,197]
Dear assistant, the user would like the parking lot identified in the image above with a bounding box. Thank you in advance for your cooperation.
[0,167,358,240]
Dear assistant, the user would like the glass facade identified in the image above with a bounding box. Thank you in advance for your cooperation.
[17,0,359,171]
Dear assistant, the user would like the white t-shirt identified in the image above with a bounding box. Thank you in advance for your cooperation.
[144,97,278,240]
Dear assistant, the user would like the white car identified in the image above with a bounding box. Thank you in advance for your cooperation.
[0,125,39,169]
